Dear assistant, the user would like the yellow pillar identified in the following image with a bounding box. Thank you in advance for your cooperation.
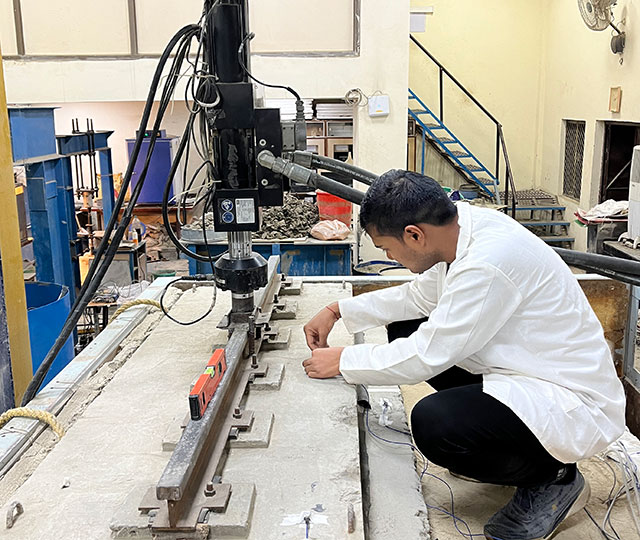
[0,49,32,403]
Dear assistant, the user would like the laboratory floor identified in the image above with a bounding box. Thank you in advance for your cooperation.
[402,383,640,540]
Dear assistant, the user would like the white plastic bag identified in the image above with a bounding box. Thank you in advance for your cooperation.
[310,219,350,241]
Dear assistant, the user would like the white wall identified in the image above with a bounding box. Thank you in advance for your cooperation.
[3,0,410,263]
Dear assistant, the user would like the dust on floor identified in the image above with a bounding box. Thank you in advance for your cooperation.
[401,383,639,540]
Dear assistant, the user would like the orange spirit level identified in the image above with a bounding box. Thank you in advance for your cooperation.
[189,349,227,420]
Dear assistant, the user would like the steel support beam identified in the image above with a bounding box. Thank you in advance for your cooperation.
[0,50,31,404]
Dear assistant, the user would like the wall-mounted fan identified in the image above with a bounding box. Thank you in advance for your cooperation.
[577,0,626,55]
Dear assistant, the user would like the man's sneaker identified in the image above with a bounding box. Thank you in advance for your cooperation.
[484,468,590,540]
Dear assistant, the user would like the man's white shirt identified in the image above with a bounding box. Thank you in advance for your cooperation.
[339,202,625,463]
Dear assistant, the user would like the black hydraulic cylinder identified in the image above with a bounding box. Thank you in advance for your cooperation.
[208,1,246,83]
[257,150,365,205]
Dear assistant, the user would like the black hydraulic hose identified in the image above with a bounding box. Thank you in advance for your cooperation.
[68,24,200,316]
[21,25,201,405]
[312,172,365,205]
[292,151,378,186]
[161,114,224,263]
[257,150,365,205]
[553,247,640,278]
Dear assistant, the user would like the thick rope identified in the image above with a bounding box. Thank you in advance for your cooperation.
[109,299,162,324]
[0,407,65,438]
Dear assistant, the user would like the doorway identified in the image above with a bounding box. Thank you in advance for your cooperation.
[600,122,640,202]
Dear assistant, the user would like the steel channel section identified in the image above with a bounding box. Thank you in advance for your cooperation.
[155,257,280,528]
[25,162,63,284]
[54,157,78,299]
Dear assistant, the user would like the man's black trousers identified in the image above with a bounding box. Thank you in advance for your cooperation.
[388,319,573,488]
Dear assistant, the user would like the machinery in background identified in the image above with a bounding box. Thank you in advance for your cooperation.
[9,107,116,298]
[8,107,117,385]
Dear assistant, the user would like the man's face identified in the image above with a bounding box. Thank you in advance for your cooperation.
[368,226,442,274]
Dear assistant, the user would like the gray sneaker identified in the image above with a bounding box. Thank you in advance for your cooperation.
[484,469,590,540]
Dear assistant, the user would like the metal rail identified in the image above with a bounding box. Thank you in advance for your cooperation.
[409,35,518,216]
[153,257,282,529]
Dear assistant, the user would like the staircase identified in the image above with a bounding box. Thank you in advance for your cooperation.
[408,35,517,214]
[409,88,499,201]
[504,189,575,248]
[408,35,573,249]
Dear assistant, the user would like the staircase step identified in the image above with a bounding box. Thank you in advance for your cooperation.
[410,109,429,115]
[438,138,457,144]
[515,206,566,212]
[466,166,485,172]
[450,151,471,158]
[539,236,575,243]
[519,220,570,227]
[424,123,445,130]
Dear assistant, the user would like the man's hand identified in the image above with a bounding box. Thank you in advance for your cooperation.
[302,347,345,379]
[303,303,341,350]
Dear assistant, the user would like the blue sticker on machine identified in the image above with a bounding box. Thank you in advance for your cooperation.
[221,199,234,212]
[222,211,234,223]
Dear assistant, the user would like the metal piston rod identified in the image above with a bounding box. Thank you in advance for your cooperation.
[152,256,283,531]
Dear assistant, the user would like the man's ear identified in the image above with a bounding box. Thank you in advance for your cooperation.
[404,224,424,244]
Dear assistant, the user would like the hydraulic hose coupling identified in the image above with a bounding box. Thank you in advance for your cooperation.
[257,150,314,187]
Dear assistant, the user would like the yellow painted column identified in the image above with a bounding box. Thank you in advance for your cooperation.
[0,49,32,403]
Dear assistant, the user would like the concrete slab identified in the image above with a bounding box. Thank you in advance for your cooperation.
[215,284,366,540]
[0,284,364,539]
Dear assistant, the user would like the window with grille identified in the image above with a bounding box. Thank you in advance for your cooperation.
[562,120,586,200]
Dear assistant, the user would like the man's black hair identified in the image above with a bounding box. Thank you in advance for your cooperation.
[359,169,457,237]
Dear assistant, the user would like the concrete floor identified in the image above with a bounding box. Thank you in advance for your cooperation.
[402,383,640,540]
[0,282,428,539]
[4,257,636,539]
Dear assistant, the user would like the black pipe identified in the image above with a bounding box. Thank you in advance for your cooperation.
[553,247,640,278]
[292,151,378,186]
[257,151,365,205]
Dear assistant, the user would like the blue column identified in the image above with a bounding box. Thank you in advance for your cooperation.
[99,149,115,225]
[25,161,67,286]
[0,258,16,412]
[54,158,78,299]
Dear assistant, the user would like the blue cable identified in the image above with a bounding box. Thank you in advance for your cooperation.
[364,408,489,539]
[360,386,504,540]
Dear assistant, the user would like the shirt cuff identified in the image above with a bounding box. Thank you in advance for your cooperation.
[338,297,362,334]
[339,343,377,384]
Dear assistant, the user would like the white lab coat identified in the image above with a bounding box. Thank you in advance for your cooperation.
[339,202,626,463]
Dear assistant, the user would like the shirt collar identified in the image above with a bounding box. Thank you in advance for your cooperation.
[454,202,472,261]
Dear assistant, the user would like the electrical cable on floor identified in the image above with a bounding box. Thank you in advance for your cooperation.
[0,408,65,438]
[360,387,628,540]
[359,386,481,539]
